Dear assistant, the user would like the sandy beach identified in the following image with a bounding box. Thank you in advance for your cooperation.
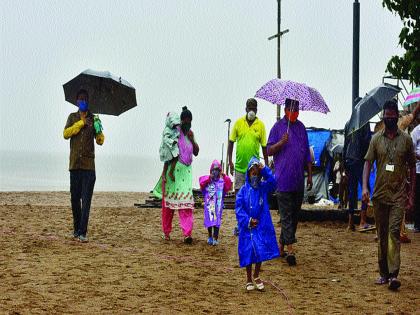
[1,191,419,314]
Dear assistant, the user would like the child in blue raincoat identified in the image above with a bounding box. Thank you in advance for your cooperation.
[235,157,280,291]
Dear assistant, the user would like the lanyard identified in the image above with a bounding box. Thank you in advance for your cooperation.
[382,135,397,164]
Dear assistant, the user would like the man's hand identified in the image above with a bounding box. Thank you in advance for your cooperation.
[279,133,289,145]
[250,218,258,228]
[362,188,370,204]
[306,176,313,191]
[80,112,87,123]
[229,161,234,176]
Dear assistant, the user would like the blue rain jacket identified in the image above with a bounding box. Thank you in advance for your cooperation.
[235,157,280,267]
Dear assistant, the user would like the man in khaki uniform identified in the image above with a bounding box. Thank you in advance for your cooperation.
[362,100,416,290]
[374,103,419,242]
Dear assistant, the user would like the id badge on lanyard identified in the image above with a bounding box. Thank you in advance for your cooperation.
[384,138,397,173]
[385,164,394,172]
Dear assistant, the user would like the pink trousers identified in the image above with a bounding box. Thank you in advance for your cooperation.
[162,206,194,237]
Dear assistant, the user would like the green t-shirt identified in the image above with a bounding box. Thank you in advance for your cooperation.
[229,116,267,173]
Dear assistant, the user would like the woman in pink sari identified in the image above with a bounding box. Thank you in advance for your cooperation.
[153,106,199,243]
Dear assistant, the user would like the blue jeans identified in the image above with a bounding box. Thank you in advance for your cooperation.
[70,170,96,236]
[346,160,364,215]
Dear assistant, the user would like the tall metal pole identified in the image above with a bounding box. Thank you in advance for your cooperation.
[224,119,231,175]
[352,0,360,110]
[268,1,288,120]
[277,0,281,121]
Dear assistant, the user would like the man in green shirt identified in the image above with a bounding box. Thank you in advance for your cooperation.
[227,98,268,191]
[362,100,416,291]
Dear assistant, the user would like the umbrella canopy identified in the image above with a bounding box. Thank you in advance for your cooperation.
[63,69,137,116]
[255,78,330,114]
[346,83,401,133]
[403,86,420,107]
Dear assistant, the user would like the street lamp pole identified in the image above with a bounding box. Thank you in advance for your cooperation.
[352,0,360,110]
[268,0,289,120]
[224,119,231,175]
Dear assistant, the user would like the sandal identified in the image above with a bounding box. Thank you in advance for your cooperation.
[161,234,170,241]
[375,276,388,285]
[246,282,255,291]
[184,236,193,244]
[253,277,265,291]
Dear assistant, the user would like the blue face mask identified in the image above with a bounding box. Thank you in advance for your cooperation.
[211,169,220,180]
[250,175,260,188]
[77,100,88,112]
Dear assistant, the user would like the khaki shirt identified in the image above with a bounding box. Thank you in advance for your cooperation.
[64,112,97,171]
[365,129,416,205]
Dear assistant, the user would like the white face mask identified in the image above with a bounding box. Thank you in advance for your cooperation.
[247,111,256,121]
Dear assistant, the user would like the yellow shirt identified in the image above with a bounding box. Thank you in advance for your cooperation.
[229,116,267,173]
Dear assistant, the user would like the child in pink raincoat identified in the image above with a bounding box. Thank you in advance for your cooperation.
[199,160,232,245]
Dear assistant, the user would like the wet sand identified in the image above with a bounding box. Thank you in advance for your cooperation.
[1,192,419,314]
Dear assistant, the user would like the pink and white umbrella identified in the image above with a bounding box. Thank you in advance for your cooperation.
[255,78,330,114]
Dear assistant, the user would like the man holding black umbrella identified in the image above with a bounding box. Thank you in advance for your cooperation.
[343,97,372,231]
[63,89,105,242]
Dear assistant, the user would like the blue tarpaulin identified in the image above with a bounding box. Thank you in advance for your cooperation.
[307,129,332,167]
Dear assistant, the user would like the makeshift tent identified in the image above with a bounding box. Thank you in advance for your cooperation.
[303,128,338,202]
[303,127,375,203]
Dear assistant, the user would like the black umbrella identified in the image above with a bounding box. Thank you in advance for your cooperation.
[63,69,137,116]
[347,83,401,134]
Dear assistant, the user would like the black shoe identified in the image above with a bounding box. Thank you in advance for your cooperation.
[286,253,296,266]
[388,277,401,291]
[184,236,193,244]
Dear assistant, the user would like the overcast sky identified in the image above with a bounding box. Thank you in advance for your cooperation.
[0,0,404,160]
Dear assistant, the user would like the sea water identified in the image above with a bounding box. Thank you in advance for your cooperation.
[0,150,214,192]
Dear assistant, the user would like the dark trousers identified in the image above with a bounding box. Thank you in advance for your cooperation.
[277,191,304,246]
[70,170,96,236]
[208,227,220,239]
[346,160,364,214]
[415,174,420,229]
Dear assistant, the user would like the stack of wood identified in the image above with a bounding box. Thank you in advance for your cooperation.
[134,190,359,222]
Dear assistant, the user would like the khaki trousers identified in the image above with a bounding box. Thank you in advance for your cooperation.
[373,201,404,278]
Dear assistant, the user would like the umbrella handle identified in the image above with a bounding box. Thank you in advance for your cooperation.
[285,101,295,134]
